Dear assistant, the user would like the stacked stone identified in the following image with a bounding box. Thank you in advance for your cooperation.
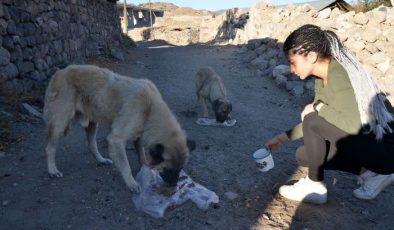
[140,2,394,98]
[239,37,312,97]
[0,0,121,94]
[142,8,249,45]
[235,3,394,99]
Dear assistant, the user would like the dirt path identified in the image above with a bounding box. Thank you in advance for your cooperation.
[1,41,393,230]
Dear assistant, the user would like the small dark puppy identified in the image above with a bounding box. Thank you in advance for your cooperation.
[195,67,232,123]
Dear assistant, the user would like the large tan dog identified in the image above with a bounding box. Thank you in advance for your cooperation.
[44,65,190,192]
[195,67,232,122]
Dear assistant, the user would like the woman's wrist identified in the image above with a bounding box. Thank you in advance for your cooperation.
[277,133,289,143]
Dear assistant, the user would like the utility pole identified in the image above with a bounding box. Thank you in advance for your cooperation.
[122,0,128,34]
[148,0,153,38]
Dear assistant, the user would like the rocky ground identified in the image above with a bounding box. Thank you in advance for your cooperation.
[0,40,393,230]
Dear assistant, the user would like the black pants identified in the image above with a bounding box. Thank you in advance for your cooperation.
[296,112,394,181]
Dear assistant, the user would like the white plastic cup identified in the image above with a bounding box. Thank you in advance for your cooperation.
[253,148,274,172]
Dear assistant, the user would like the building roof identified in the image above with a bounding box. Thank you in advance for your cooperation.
[116,3,164,13]
[278,0,352,11]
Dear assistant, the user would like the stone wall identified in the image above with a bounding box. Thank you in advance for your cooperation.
[232,2,394,100]
[131,2,393,97]
[0,0,121,94]
[129,8,248,45]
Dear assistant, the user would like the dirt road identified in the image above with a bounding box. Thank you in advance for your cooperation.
[0,41,393,230]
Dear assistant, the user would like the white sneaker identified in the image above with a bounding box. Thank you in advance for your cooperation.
[353,173,394,200]
[357,170,377,185]
[279,176,327,204]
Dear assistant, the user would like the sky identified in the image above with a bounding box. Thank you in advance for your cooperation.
[126,0,316,11]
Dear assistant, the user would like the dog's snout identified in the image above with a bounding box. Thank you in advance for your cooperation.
[160,168,180,186]
[215,112,229,123]
[216,116,226,123]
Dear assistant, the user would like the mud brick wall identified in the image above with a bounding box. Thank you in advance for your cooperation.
[0,0,121,94]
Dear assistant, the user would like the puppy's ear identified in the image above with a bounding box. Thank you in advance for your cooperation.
[149,144,164,165]
[212,99,221,112]
[187,139,196,152]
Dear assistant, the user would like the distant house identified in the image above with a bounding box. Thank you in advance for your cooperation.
[278,0,352,12]
[117,3,164,29]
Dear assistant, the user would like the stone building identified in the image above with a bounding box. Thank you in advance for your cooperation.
[117,3,164,30]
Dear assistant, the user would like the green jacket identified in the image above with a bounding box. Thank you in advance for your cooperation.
[286,60,362,141]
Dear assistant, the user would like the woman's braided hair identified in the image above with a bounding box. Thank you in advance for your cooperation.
[283,24,393,140]
[283,24,339,59]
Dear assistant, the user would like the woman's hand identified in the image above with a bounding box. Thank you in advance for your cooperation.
[301,103,314,121]
[265,133,289,152]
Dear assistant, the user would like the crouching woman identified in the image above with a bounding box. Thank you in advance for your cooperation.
[265,24,394,204]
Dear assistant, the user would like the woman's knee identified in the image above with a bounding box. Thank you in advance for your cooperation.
[302,112,321,132]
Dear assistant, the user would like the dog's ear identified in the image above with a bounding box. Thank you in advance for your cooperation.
[228,102,232,112]
[149,144,164,165]
[187,139,196,152]
[212,99,221,112]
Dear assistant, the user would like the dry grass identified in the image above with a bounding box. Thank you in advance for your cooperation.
[0,84,46,150]
[0,110,12,151]
[352,0,392,12]
[121,33,137,48]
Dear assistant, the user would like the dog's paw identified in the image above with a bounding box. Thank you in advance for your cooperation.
[129,182,141,193]
[97,158,113,166]
[49,170,63,178]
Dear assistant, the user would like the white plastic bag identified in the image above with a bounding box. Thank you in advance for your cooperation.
[132,166,219,218]
[196,118,237,126]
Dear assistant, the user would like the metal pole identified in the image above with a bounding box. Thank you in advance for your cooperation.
[123,0,128,34]
[149,0,153,38]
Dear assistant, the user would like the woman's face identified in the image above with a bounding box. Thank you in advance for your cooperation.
[288,52,316,80]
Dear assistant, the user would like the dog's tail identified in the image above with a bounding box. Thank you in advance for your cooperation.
[43,68,73,122]
[44,68,78,139]
[43,70,60,122]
